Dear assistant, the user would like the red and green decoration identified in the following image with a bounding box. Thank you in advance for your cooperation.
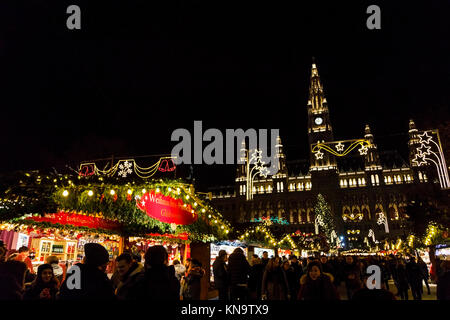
[0,171,232,242]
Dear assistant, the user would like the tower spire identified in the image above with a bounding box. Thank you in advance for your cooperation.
[307,60,336,171]
[309,59,326,110]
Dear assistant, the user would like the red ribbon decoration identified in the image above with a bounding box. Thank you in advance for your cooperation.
[136,191,198,225]
[25,211,123,231]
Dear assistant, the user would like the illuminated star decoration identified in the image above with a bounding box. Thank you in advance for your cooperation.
[418,131,433,144]
[417,144,432,156]
[412,153,428,166]
[315,150,324,160]
[335,142,345,152]
[259,166,270,178]
[250,149,263,163]
[358,145,369,155]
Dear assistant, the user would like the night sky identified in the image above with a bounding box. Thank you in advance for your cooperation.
[1,1,449,190]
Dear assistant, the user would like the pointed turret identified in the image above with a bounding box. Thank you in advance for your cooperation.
[363,124,381,170]
[236,139,248,178]
[408,119,421,167]
[273,135,287,176]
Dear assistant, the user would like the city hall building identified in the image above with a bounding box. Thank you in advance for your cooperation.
[209,62,446,246]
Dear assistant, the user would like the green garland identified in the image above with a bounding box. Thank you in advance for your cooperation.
[0,171,232,242]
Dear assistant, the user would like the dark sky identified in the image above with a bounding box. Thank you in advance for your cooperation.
[0,1,449,190]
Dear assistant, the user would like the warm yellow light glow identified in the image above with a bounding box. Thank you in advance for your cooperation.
[110,190,115,195]
[88,190,94,196]
[127,189,132,195]
[62,190,69,197]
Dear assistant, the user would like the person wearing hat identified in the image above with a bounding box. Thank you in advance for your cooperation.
[213,250,229,300]
[58,243,115,300]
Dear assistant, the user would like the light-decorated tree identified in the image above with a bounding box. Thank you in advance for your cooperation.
[314,194,336,247]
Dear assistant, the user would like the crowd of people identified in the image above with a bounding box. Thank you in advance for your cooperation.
[0,240,449,301]
[212,248,450,301]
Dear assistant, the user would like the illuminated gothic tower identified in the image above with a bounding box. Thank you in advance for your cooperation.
[236,139,248,196]
[364,124,381,169]
[307,60,337,171]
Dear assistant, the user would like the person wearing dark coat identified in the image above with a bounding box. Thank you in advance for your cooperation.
[343,256,361,300]
[396,260,409,300]
[132,245,180,300]
[320,256,335,279]
[352,273,396,301]
[283,260,297,300]
[437,260,450,300]
[213,250,229,301]
[227,247,250,300]
[261,257,290,300]
[182,259,205,300]
[417,256,431,295]
[289,256,303,294]
[406,256,424,300]
[114,253,145,300]
[297,261,339,300]
[58,243,115,300]
[0,260,27,300]
[248,255,265,300]
[24,264,59,300]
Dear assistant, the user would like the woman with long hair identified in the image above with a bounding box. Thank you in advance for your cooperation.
[261,256,290,300]
[297,261,339,300]
[23,264,59,300]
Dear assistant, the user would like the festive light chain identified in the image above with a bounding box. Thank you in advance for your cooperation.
[311,139,371,158]
[57,183,232,235]
[79,157,176,179]
[342,212,363,221]
[2,173,232,241]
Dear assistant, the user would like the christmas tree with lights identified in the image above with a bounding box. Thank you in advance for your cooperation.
[314,194,336,246]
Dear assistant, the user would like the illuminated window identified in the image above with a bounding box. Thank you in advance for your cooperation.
[358,178,361,186]
[361,177,366,186]
[260,186,264,193]
[375,175,379,185]
[267,185,272,193]
[371,175,375,185]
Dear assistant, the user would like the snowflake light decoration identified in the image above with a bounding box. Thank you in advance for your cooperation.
[118,161,133,177]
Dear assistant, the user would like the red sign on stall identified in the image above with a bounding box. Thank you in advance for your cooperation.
[136,191,198,225]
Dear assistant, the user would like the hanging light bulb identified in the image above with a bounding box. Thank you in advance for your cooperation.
[88,190,94,196]
[62,190,69,197]
[110,190,115,195]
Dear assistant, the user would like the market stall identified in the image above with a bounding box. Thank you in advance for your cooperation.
[0,171,232,276]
